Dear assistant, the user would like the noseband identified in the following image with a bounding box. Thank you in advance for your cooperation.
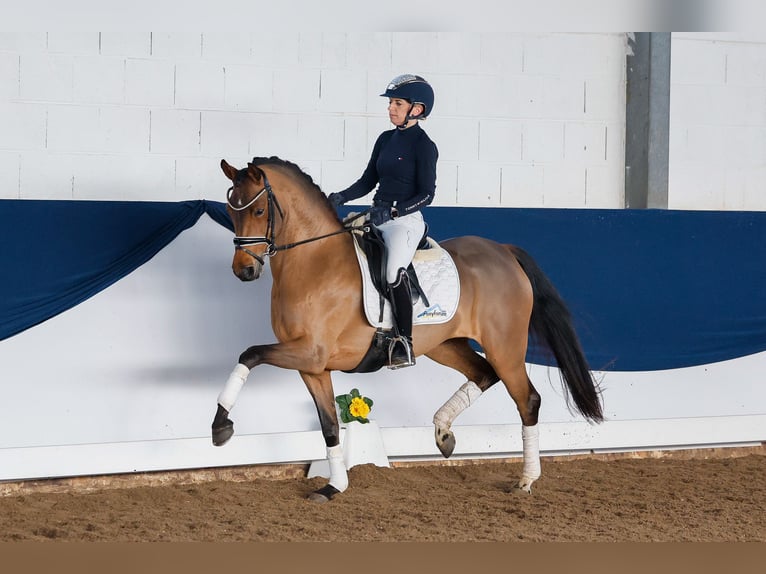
[226,171,368,267]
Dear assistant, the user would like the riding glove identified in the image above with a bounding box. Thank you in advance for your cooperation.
[369,204,393,226]
[327,192,346,208]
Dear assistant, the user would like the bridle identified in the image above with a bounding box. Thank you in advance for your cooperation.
[226,170,369,266]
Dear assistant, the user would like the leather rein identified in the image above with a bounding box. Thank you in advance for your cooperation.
[226,172,369,266]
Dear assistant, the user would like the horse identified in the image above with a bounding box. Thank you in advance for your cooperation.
[212,156,603,502]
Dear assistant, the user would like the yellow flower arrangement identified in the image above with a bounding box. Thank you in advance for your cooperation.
[335,388,374,424]
[349,396,371,419]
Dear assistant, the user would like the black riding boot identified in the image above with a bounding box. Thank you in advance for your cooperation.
[388,269,415,369]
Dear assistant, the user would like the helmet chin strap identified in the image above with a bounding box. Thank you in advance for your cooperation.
[395,103,422,130]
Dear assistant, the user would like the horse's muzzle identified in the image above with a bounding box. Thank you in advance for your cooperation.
[232,247,265,281]
[233,262,262,281]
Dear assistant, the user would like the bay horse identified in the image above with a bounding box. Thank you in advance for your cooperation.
[212,157,603,502]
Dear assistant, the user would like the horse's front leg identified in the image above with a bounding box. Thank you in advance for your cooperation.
[211,340,328,446]
[299,370,348,503]
[211,362,248,446]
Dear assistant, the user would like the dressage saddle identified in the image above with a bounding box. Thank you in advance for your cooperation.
[344,225,431,374]
[354,224,431,322]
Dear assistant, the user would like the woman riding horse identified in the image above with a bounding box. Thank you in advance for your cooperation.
[328,74,438,370]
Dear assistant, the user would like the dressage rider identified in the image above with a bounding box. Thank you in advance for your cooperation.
[328,74,438,369]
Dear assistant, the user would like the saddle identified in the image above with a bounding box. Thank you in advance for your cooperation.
[355,224,430,323]
[344,222,460,373]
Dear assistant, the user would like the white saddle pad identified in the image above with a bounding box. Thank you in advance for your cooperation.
[351,234,460,329]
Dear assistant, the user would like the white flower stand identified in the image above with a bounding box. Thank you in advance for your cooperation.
[307,420,390,479]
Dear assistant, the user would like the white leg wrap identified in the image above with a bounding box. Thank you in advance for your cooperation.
[327,444,348,492]
[217,363,250,412]
[433,380,483,428]
[521,424,541,481]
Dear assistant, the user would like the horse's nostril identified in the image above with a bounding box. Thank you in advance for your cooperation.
[237,265,257,282]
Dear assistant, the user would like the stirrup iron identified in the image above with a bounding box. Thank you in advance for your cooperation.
[387,335,415,369]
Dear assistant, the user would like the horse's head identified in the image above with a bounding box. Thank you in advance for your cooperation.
[221,159,276,281]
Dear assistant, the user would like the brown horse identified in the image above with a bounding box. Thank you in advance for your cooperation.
[212,156,603,502]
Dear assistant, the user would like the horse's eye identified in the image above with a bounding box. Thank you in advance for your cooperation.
[255,208,265,216]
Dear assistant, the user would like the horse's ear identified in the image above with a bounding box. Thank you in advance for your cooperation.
[221,159,238,181]
[246,162,264,183]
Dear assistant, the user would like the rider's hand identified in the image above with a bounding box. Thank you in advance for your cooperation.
[327,192,346,209]
[369,204,392,226]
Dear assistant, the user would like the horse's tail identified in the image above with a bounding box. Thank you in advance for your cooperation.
[508,245,604,423]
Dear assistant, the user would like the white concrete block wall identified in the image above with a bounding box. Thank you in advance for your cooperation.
[670,33,766,210]
[152,33,202,60]
[0,52,19,101]
[0,102,47,150]
[201,111,251,158]
[126,59,175,106]
[0,33,47,53]
[47,33,100,55]
[224,65,273,112]
[72,56,125,104]
[0,32,627,206]
[0,152,19,197]
[20,152,75,199]
[20,53,75,102]
[99,33,152,58]
[176,62,226,109]
[151,109,200,155]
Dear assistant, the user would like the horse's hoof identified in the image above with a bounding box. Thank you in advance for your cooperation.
[435,427,456,458]
[515,477,536,494]
[212,419,234,446]
[307,484,341,503]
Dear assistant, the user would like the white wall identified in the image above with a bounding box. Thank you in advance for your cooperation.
[0,32,627,208]
[4,32,766,211]
[669,32,766,210]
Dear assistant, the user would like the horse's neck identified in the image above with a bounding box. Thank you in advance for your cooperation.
[275,192,343,249]
[269,199,356,284]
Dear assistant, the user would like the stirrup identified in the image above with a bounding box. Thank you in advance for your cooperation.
[387,336,415,369]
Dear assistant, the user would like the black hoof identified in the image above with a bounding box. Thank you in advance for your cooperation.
[436,430,456,458]
[212,404,234,446]
[307,484,341,503]
[212,420,234,446]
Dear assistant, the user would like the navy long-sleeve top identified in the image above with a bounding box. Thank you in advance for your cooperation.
[339,123,438,216]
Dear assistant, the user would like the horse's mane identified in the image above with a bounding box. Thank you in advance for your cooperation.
[250,156,337,212]
[251,156,318,189]
[237,156,344,224]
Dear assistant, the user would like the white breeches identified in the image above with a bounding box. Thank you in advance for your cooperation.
[377,210,426,283]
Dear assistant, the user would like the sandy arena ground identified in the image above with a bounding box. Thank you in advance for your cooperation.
[0,448,763,542]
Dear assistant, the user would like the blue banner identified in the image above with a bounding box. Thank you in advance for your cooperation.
[2,199,765,372]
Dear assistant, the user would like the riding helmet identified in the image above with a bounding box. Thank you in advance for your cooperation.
[380,74,434,119]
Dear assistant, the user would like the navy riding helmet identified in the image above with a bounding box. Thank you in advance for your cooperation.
[380,74,435,120]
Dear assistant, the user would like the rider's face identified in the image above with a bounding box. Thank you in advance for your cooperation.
[388,97,411,126]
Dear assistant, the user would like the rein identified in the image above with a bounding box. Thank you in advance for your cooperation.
[227,172,369,266]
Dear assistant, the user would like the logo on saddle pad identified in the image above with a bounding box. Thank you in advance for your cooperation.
[351,235,460,329]
[417,304,449,320]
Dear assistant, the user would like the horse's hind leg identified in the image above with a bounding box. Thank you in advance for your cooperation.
[426,338,500,458]
[483,345,542,493]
